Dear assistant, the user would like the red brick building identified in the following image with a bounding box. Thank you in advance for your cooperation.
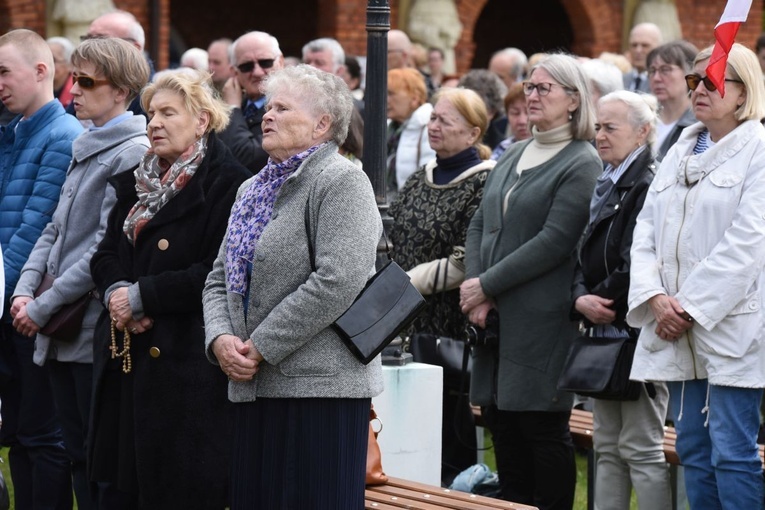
[0,0,762,73]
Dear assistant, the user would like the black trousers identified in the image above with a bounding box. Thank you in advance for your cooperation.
[231,397,370,510]
[0,323,72,510]
[48,360,96,510]
[483,405,575,510]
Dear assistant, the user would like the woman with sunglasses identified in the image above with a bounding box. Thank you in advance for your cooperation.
[646,40,699,161]
[460,54,600,510]
[88,70,249,508]
[628,43,765,510]
[9,37,150,510]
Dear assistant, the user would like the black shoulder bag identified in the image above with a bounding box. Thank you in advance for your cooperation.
[304,194,426,364]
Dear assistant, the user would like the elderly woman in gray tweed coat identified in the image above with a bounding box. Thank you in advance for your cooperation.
[203,65,383,510]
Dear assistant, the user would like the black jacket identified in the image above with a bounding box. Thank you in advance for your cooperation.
[217,99,269,174]
[88,132,249,508]
[571,148,656,330]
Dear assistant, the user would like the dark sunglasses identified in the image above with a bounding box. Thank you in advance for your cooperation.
[72,74,112,89]
[236,59,276,73]
[685,73,744,92]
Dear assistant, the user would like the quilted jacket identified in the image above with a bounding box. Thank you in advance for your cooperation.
[0,100,82,300]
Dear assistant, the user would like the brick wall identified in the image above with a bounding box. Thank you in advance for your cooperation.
[0,0,45,34]
[678,0,763,52]
[0,0,763,72]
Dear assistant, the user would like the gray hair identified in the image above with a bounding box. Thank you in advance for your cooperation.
[263,65,353,146]
[532,54,596,140]
[599,90,659,149]
[302,38,345,71]
[230,31,282,64]
[458,69,508,115]
[46,37,75,61]
[581,59,624,99]
[493,47,528,81]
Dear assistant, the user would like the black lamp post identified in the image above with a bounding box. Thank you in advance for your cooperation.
[362,0,390,205]
[363,1,412,365]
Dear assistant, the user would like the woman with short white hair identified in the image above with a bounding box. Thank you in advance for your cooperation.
[573,90,672,510]
[204,65,382,509]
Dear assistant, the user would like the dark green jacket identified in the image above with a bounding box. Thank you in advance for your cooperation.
[466,138,600,411]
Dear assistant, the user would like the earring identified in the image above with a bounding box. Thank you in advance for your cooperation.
[568,113,573,121]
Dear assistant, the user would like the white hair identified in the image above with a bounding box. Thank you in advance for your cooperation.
[581,59,624,98]
[599,90,659,148]
[230,31,282,64]
[46,37,75,61]
[302,38,345,71]
[180,48,209,71]
[493,47,528,80]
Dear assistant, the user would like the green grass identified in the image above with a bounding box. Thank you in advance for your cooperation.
[0,449,11,508]
[482,432,638,509]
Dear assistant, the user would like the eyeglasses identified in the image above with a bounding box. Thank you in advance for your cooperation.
[647,65,679,77]
[236,59,276,73]
[71,74,112,89]
[522,81,572,96]
[685,73,744,92]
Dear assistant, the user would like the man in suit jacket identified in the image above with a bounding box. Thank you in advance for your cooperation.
[218,31,284,174]
[623,23,662,93]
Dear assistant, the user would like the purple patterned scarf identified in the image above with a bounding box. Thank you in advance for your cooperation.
[225,143,326,295]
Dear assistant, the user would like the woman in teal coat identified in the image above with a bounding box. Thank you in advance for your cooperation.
[460,54,601,510]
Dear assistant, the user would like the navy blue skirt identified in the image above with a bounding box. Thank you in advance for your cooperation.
[231,397,371,510]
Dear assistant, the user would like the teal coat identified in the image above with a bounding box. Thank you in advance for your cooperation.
[465,139,600,412]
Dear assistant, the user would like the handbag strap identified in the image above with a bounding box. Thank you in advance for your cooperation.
[304,187,391,273]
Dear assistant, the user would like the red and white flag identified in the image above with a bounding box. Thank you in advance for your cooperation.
[706,0,752,97]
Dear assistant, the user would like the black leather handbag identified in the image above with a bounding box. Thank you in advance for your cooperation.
[304,197,426,365]
[408,261,472,390]
[557,333,642,401]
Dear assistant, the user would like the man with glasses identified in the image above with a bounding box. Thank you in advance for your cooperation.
[0,29,82,510]
[219,31,283,174]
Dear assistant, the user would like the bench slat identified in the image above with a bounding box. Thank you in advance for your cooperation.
[379,477,537,509]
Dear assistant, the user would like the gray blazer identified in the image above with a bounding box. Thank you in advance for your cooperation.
[623,70,651,93]
[14,114,149,365]
[203,142,384,402]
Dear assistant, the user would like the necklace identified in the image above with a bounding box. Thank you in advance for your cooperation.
[110,322,132,374]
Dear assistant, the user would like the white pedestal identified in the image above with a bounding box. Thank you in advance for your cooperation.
[372,362,443,486]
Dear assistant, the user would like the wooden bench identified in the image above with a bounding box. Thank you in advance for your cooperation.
[365,476,538,509]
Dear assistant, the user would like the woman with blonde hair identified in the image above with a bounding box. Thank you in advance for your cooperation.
[390,87,495,485]
[628,43,765,510]
[88,69,249,507]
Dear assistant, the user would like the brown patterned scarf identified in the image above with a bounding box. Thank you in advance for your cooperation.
[123,135,207,243]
